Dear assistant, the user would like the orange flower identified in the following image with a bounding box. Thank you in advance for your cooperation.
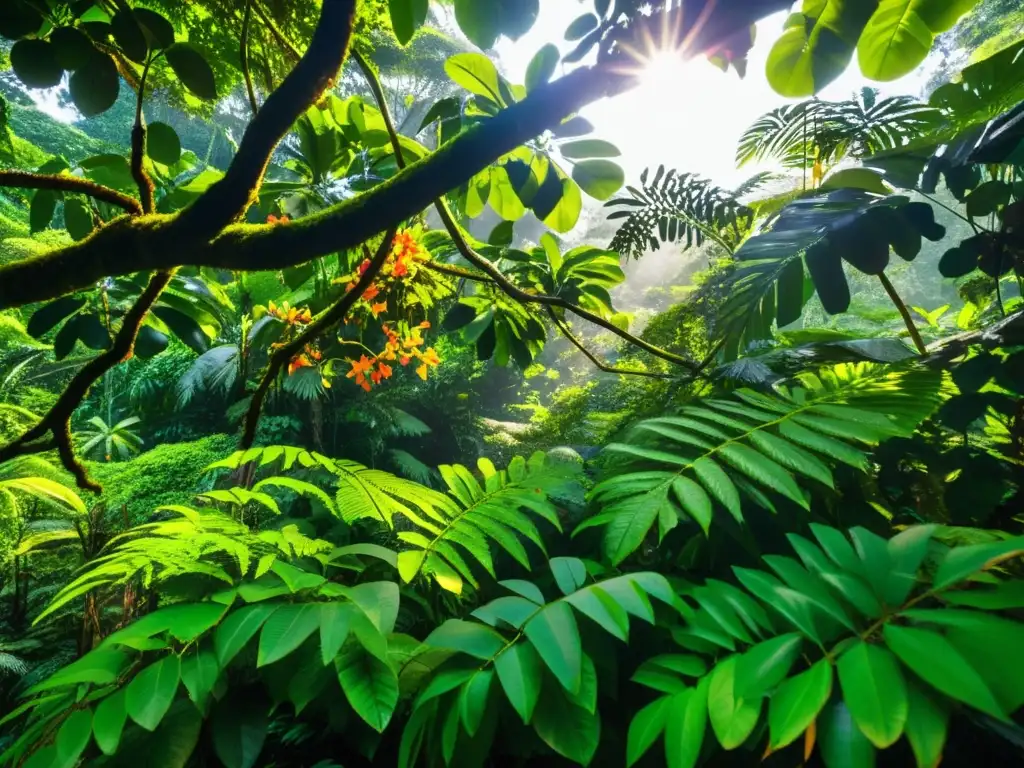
[400,355,411,366]
[403,334,424,349]
[392,259,409,278]
[370,301,388,318]
[421,347,441,367]
[288,354,313,375]
[362,283,380,302]
[418,321,431,330]
[377,362,393,379]
[267,214,291,224]
[346,355,375,392]
[358,258,372,275]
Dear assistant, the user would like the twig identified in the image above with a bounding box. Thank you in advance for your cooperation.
[250,0,302,62]
[131,58,155,215]
[0,270,176,490]
[350,53,702,375]
[424,261,496,283]
[241,228,398,448]
[878,271,926,355]
[241,0,260,116]
[0,171,142,215]
[547,308,675,380]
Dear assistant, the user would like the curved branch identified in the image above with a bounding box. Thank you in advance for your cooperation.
[241,0,260,117]
[0,171,142,215]
[131,59,155,215]
[241,228,398,448]
[0,270,176,490]
[425,261,496,283]
[172,0,356,240]
[547,308,675,380]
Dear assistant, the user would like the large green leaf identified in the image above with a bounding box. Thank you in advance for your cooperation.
[125,656,181,731]
[388,0,428,45]
[524,602,581,694]
[210,693,267,768]
[336,639,399,732]
[214,604,278,666]
[571,159,624,201]
[707,656,762,749]
[494,640,543,723]
[818,700,876,768]
[768,659,833,750]
[257,604,320,667]
[165,43,217,100]
[837,642,907,748]
[858,0,981,82]
[766,1,876,97]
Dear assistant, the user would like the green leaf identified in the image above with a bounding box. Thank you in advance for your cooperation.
[69,51,120,117]
[837,642,907,748]
[707,656,762,750]
[93,689,127,756]
[180,646,220,713]
[494,640,543,723]
[905,677,948,768]
[822,168,891,194]
[210,694,267,768]
[425,619,506,659]
[336,639,399,732]
[11,39,62,88]
[30,189,58,233]
[389,0,428,45]
[445,52,503,104]
[459,669,494,736]
[692,457,742,522]
[627,697,670,767]
[257,604,320,667]
[933,538,1024,590]
[769,659,833,750]
[346,581,400,634]
[64,197,94,241]
[565,13,598,41]
[735,633,803,701]
[767,4,875,97]
[51,26,97,70]
[55,708,92,768]
[134,9,175,49]
[147,122,181,165]
[858,0,981,82]
[454,0,500,49]
[525,44,559,91]
[818,700,877,768]
[165,43,217,100]
[214,604,278,666]
[111,9,149,62]
[30,648,129,694]
[664,680,708,768]
[572,159,624,201]
[320,602,353,665]
[524,602,582,694]
[126,655,181,731]
[532,680,601,765]
[882,624,1007,720]
[551,557,588,595]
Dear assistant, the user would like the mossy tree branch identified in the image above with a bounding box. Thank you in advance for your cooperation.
[0,171,142,215]
[547,308,676,380]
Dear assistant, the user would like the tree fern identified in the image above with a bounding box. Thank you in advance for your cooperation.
[604,166,766,259]
[579,364,945,565]
[628,524,1024,767]
[396,452,584,594]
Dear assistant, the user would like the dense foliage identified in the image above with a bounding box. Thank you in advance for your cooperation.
[1,0,1023,766]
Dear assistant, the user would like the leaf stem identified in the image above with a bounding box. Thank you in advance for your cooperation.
[877,271,926,354]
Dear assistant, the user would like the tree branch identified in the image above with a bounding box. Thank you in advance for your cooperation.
[171,0,356,240]
[131,58,155,215]
[241,0,260,116]
[0,171,142,215]
[241,228,398,448]
[0,270,176,490]
[547,308,676,380]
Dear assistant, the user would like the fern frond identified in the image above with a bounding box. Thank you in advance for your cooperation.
[397,453,583,594]
[605,166,755,259]
[580,365,945,565]
[388,449,436,485]
[176,344,239,407]
[0,652,28,677]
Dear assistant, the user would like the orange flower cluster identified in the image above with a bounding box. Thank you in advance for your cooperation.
[341,229,428,301]
[267,214,291,224]
[385,322,441,381]
[346,354,393,392]
[267,300,312,325]
[287,344,324,377]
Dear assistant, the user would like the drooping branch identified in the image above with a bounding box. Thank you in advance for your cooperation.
[172,0,357,240]
[0,270,176,490]
[547,308,676,380]
[241,228,398,448]
[878,271,927,354]
[0,171,142,215]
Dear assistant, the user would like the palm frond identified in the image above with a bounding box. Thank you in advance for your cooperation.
[605,165,756,259]
[579,364,945,565]
[176,344,240,407]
